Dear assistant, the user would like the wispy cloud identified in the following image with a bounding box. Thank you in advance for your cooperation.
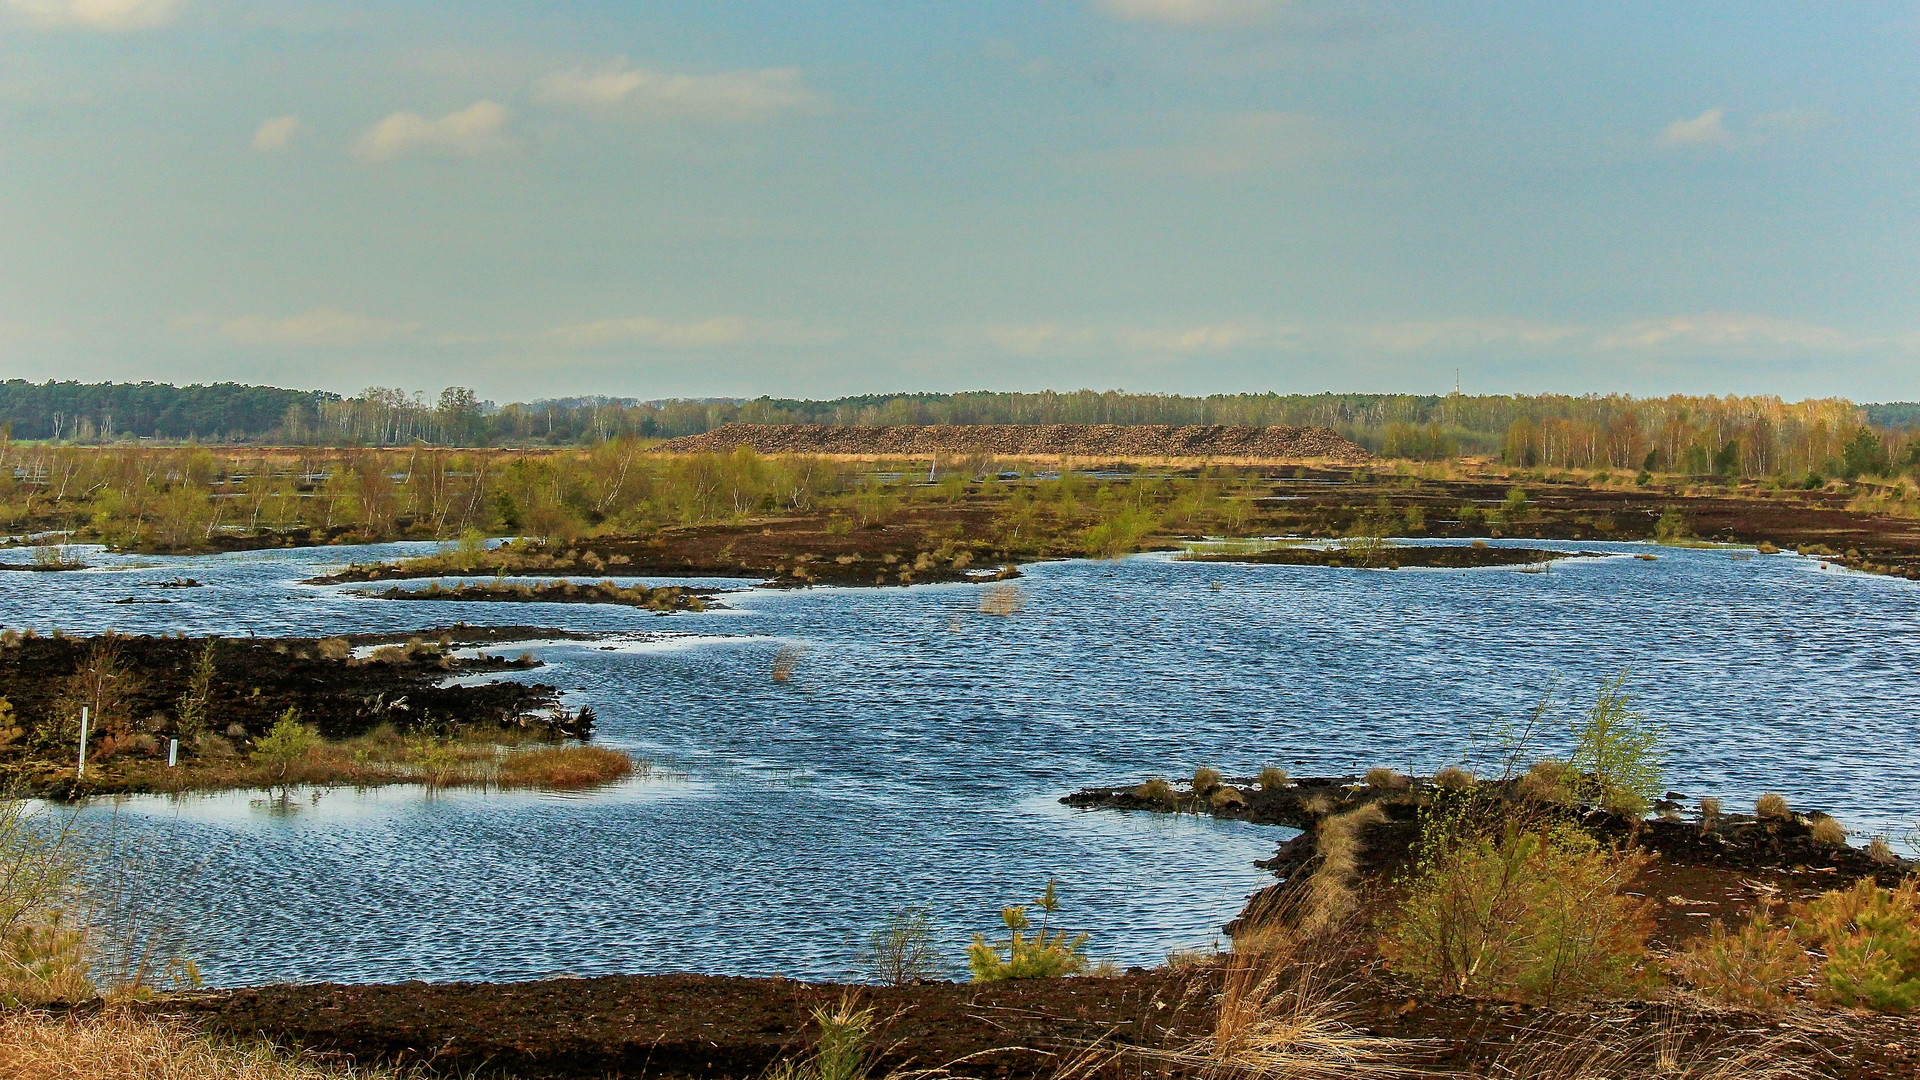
[218,307,417,347]
[1596,312,1859,352]
[1365,318,1585,351]
[353,101,512,162]
[988,321,1291,356]
[251,116,302,153]
[4,0,179,30]
[1658,108,1733,149]
[1091,0,1281,26]
[547,315,836,348]
[532,62,826,120]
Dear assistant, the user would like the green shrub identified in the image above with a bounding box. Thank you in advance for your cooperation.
[1381,822,1654,1002]
[1567,674,1663,817]
[1669,910,1809,1012]
[1792,877,1920,1013]
[1654,507,1690,543]
[968,880,1089,982]
[250,709,317,782]
[862,905,937,986]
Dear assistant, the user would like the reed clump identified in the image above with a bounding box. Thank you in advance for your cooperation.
[496,746,633,790]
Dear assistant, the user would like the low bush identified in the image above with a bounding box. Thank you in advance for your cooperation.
[968,880,1088,981]
[861,905,937,986]
[497,746,633,790]
[1382,821,1655,1002]
[1567,674,1662,817]
[250,709,318,783]
[1792,877,1920,1013]
[1668,910,1810,1012]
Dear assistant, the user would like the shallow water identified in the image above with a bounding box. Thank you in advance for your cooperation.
[6,538,1919,985]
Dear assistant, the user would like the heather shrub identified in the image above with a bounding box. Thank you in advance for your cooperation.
[1791,877,1920,1013]
[968,880,1088,981]
[1669,910,1810,1012]
[1382,819,1655,1002]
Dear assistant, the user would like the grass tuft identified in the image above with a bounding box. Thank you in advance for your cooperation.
[1431,766,1473,790]
[1755,792,1792,821]
[496,746,633,790]
[1258,766,1290,791]
[0,1011,398,1080]
[1808,814,1847,846]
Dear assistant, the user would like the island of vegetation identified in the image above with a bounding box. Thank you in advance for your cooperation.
[357,578,713,612]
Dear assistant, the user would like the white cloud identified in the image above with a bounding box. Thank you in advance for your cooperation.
[1595,312,1858,352]
[1092,0,1280,26]
[4,0,178,30]
[1657,108,1733,149]
[352,100,512,162]
[532,62,825,120]
[1366,318,1584,351]
[550,316,755,348]
[219,307,417,347]
[251,116,302,153]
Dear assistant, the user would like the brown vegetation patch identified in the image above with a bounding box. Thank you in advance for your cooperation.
[654,423,1374,462]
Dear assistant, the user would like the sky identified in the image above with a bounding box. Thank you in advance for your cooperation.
[2,1,1917,403]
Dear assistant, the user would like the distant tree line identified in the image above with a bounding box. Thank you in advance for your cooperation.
[5,380,1920,481]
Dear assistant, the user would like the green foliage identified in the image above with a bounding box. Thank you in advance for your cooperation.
[1381,820,1655,1002]
[1082,503,1158,559]
[967,880,1089,982]
[765,996,875,1080]
[862,905,938,986]
[1669,909,1809,1012]
[1793,877,1920,1013]
[1502,486,1530,517]
[173,639,218,741]
[1653,507,1690,543]
[1567,673,1663,818]
[1842,427,1892,480]
[251,708,317,781]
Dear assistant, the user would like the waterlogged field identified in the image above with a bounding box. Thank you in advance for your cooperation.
[4,538,1918,986]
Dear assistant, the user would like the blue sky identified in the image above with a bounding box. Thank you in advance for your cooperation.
[2,1,1916,401]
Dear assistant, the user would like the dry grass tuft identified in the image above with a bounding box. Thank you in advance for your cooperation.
[1134,778,1175,804]
[1362,767,1408,791]
[496,746,633,790]
[1153,924,1408,1080]
[1867,836,1898,865]
[1301,803,1388,935]
[0,1011,397,1080]
[1301,794,1335,817]
[1258,766,1289,791]
[1488,1017,1819,1080]
[1191,766,1224,795]
[1210,786,1247,810]
[771,645,802,682]
[1755,792,1792,821]
[1808,814,1847,846]
[1516,760,1579,806]
[1698,796,1722,833]
[1431,766,1473,791]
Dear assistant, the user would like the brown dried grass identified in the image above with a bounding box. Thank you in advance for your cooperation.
[496,746,633,790]
[0,1011,398,1080]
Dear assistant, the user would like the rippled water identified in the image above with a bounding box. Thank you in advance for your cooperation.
[5,538,1918,986]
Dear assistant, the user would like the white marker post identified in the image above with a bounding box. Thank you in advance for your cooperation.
[76,706,89,777]
[168,738,179,768]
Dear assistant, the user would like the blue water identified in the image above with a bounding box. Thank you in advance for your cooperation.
[5,538,1917,986]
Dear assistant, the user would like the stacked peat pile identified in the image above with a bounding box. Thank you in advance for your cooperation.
[654,423,1373,461]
